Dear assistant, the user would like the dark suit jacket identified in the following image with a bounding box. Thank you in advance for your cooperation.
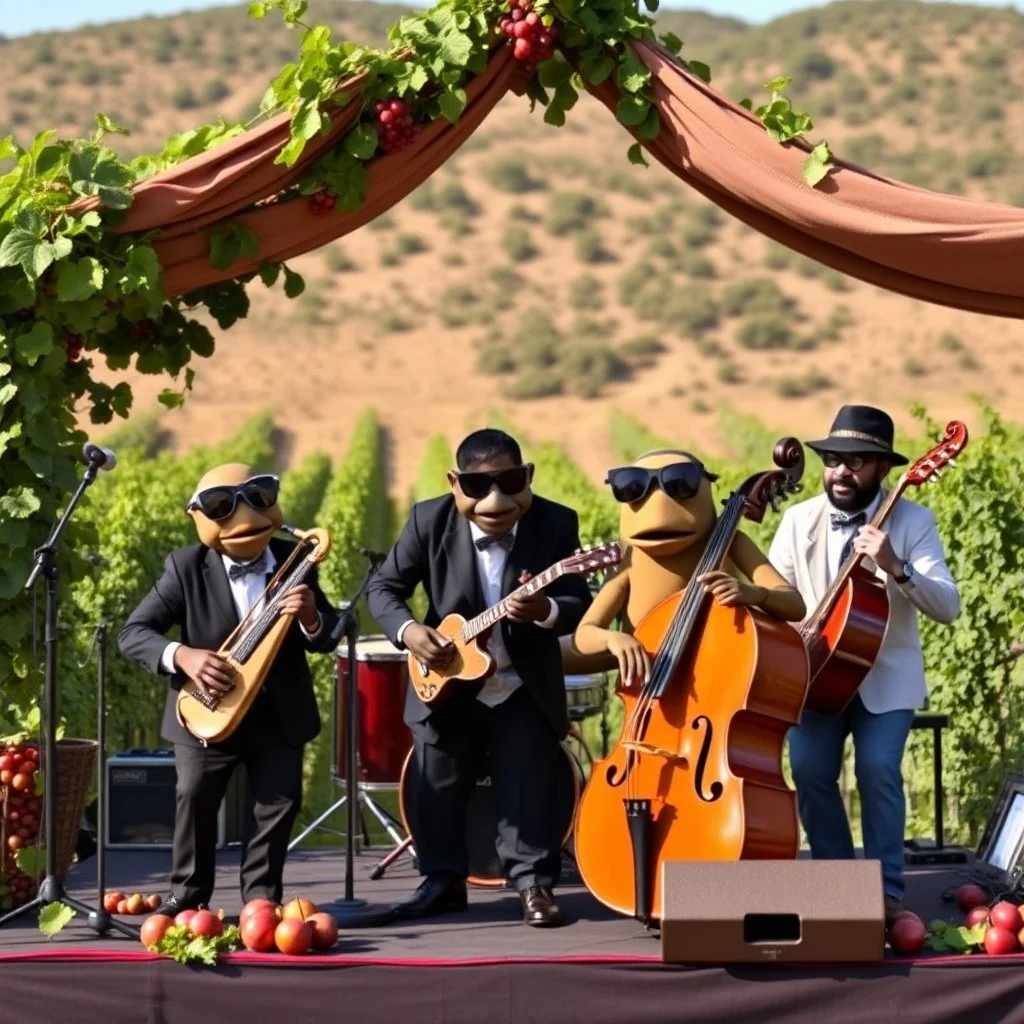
[367,495,592,738]
[118,537,339,747]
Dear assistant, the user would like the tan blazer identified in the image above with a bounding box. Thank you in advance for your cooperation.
[768,492,960,714]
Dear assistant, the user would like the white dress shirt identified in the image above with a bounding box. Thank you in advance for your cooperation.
[825,492,882,583]
[396,521,559,707]
[160,549,315,673]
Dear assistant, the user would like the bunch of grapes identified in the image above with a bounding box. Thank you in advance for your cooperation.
[500,0,558,64]
[308,188,338,216]
[1,743,41,910]
[374,98,418,154]
[64,332,84,363]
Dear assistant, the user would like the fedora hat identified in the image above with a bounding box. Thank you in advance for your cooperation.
[806,405,908,466]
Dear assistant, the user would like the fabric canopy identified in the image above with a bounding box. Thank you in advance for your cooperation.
[100,40,1024,317]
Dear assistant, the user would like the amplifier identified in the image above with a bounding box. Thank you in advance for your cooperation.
[106,750,248,850]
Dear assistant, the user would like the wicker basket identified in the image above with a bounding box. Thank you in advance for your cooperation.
[42,739,98,880]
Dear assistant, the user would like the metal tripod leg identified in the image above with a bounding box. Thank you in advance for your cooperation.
[359,792,408,850]
[287,796,348,851]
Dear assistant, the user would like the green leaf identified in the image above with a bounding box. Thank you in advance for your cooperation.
[17,323,54,366]
[765,75,792,94]
[0,383,19,409]
[277,134,306,167]
[283,265,305,298]
[637,106,660,140]
[643,0,659,11]
[182,320,215,358]
[0,229,41,276]
[157,389,186,410]
[39,902,75,938]
[15,845,41,878]
[0,136,22,161]
[438,29,473,67]
[580,55,614,86]
[554,84,579,112]
[686,60,711,84]
[121,245,161,294]
[293,102,323,142]
[618,48,651,95]
[738,97,753,111]
[248,0,268,17]
[438,89,467,123]
[802,140,834,187]
[540,60,574,89]
[95,113,130,138]
[0,486,42,519]
[660,32,684,56]
[344,124,379,160]
[259,261,281,287]
[544,103,566,127]
[627,143,649,167]
[57,257,105,301]
[616,97,650,127]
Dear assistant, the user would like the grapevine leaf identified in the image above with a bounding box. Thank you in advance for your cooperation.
[39,902,75,938]
[627,143,649,167]
[344,125,379,160]
[182,320,215,358]
[438,30,473,67]
[637,105,660,140]
[643,0,659,11]
[438,89,467,123]
[0,486,42,519]
[0,230,42,276]
[259,261,281,287]
[277,135,306,167]
[120,245,161,294]
[15,846,41,878]
[283,265,305,298]
[17,323,54,366]
[525,77,549,112]
[293,102,323,142]
[616,96,649,127]
[248,1,269,18]
[157,389,186,410]
[0,136,21,161]
[685,60,711,84]
[554,83,579,112]
[765,75,792,93]
[95,114,130,139]
[580,55,614,85]
[544,103,567,127]
[738,97,753,110]
[540,60,574,88]
[802,140,834,187]
[617,48,650,94]
[660,32,683,55]
[57,258,105,302]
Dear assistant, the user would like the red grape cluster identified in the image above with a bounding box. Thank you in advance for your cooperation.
[308,188,338,215]
[1,743,41,910]
[375,98,418,154]
[63,332,84,363]
[500,0,558,64]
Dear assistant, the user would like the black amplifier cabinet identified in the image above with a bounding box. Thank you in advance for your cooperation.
[106,749,248,850]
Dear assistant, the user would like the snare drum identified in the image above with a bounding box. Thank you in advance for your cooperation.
[337,635,413,788]
[398,745,583,887]
[564,675,606,721]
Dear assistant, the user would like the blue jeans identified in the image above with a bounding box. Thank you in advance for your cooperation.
[788,696,915,900]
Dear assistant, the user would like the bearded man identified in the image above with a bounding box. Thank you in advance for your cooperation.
[768,406,960,925]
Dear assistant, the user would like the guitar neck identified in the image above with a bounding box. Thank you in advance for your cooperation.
[462,563,565,641]
[806,476,908,630]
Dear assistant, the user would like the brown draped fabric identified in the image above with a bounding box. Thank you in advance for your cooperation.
[97,39,1024,317]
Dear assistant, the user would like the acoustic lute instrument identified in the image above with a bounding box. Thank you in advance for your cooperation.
[801,420,968,715]
[408,541,622,704]
[575,440,808,923]
[176,525,332,744]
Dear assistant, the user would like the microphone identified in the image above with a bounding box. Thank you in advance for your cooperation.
[82,443,117,471]
[360,548,387,566]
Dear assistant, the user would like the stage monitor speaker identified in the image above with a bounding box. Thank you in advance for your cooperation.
[660,860,884,964]
[106,749,248,850]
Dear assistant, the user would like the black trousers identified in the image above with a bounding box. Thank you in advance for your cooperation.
[406,687,566,891]
[171,701,303,907]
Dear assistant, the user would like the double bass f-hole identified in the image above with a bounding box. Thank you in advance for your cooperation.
[692,715,723,803]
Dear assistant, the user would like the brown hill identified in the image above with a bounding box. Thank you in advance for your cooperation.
[3,0,1022,491]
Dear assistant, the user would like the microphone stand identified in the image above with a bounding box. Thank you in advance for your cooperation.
[322,552,396,928]
[0,457,136,937]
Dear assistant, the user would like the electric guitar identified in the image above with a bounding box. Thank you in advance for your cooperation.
[408,541,623,704]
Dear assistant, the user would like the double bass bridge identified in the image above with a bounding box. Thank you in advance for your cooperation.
[620,740,689,767]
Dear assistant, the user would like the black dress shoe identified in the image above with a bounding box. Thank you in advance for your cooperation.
[392,878,468,919]
[153,896,198,918]
[520,886,562,928]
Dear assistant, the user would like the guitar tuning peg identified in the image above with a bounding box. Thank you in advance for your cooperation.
[948,459,957,468]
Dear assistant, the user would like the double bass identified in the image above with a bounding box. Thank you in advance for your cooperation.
[574,440,809,922]
[801,420,968,715]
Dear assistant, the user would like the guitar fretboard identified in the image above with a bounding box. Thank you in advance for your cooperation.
[461,564,565,641]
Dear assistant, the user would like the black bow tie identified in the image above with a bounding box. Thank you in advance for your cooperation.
[475,531,515,553]
[830,511,867,530]
[226,554,268,581]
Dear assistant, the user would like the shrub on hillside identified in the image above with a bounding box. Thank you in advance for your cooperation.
[561,344,629,398]
[965,148,1011,179]
[546,192,606,236]
[737,315,796,350]
[620,335,665,362]
[791,45,837,81]
[324,245,356,273]
[574,229,613,264]
[569,275,605,311]
[502,225,538,262]
[722,278,794,317]
[775,371,833,398]
[482,157,544,193]
[170,85,199,110]
[509,371,562,399]
[202,79,230,104]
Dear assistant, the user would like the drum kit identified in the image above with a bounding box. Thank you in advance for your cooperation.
[291,630,614,886]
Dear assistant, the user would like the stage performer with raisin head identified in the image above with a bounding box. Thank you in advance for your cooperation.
[119,464,339,917]
[367,428,592,927]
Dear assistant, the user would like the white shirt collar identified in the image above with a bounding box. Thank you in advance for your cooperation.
[468,521,518,543]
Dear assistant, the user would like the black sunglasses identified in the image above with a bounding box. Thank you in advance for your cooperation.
[187,474,280,521]
[605,461,717,505]
[821,453,874,471]
[454,465,533,500]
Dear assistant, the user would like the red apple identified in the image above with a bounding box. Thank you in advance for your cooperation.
[140,914,175,948]
[274,918,312,955]
[125,893,147,915]
[989,902,1023,933]
[241,910,278,952]
[241,898,280,922]
[117,899,130,915]
[888,914,926,955]
[188,909,224,939]
[966,906,990,928]
[174,908,198,928]
[955,884,989,913]
[306,912,339,951]
[984,925,1019,955]
[145,894,162,912]
[282,897,317,921]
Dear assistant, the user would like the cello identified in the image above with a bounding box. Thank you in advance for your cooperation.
[574,439,809,922]
[801,420,968,715]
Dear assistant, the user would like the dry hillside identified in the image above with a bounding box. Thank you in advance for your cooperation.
[2,0,1022,491]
